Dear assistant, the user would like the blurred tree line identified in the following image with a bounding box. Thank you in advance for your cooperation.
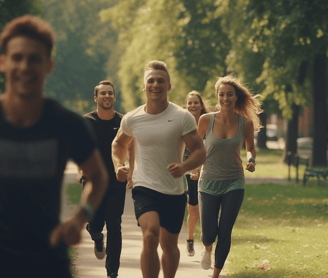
[42,0,124,113]
[1,0,327,166]
[0,0,124,113]
[101,0,328,166]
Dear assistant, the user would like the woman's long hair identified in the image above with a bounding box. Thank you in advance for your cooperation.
[215,75,263,131]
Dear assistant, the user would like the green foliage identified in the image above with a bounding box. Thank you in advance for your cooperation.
[103,0,328,118]
[0,0,44,29]
[243,0,328,118]
[101,0,231,111]
[42,0,125,113]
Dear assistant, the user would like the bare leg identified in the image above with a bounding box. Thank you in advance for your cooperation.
[187,204,199,240]
[205,244,212,252]
[139,211,161,278]
[212,266,222,278]
[160,227,180,278]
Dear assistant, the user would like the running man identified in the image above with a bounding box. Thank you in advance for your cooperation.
[78,80,132,278]
[112,60,206,278]
[0,15,108,278]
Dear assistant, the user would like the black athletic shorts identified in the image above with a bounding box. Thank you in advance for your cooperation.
[132,186,187,234]
[186,174,199,206]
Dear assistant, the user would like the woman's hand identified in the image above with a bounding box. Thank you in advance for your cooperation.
[189,166,201,180]
[246,161,255,172]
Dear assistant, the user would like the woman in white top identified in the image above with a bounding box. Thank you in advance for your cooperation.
[197,75,262,278]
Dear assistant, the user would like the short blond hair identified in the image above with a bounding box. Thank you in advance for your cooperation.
[144,60,170,82]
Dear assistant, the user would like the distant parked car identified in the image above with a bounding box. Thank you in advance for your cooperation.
[297,137,328,160]
[254,124,278,141]
[297,137,313,150]
[266,124,278,141]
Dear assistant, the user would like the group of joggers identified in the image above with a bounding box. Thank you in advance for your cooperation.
[0,15,262,278]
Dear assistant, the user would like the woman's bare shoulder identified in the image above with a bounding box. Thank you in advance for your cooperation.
[243,116,254,131]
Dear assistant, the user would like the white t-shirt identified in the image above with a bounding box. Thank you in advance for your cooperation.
[121,102,197,195]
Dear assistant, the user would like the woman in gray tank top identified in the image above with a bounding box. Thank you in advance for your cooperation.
[197,75,263,278]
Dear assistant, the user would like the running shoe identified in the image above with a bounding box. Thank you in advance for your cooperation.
[94,233,106,260]
[200,249,212,270]
[186,239,195,256]
[108,272,118,278]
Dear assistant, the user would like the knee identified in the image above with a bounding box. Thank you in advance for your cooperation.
[201,231,217,246]
[143,227,160,250]
[161,239,178,254]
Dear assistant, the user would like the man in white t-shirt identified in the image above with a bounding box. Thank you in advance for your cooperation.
[112,60,206,278]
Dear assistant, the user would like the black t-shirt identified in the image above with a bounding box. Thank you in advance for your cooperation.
[83,110,123,185]
[0,98,97,258]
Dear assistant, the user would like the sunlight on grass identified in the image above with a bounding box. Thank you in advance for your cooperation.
[240,149,308,179]
[65,183,82,277]
[185,183,328,277]
[66,183,82,205]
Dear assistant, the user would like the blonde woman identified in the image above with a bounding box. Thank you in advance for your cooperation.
[183,91,210,256]
[198,76,262,278]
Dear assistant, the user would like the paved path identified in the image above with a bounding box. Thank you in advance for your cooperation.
[62,162,221,278]
[62,162,294,278]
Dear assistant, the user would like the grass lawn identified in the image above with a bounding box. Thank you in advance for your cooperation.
[240,148,308,179]
[65,182,83,277]
[186,183,328,277]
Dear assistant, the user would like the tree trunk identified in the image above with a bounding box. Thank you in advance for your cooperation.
[256,111,267,149]
[283,61,308,164]
[312,53,327,167]
[283,104,299,164]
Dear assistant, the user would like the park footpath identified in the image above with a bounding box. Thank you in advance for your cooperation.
[62,162,292,278]
[63,162,225,278]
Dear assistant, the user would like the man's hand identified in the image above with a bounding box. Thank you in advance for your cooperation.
[167,162,187,178]
[49,217,84,247]
[126,168,134,189]
[116,166,130,182]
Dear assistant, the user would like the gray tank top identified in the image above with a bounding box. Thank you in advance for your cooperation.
[200,113,244,180]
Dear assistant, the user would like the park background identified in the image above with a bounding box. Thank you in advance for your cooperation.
[1,1,328,277]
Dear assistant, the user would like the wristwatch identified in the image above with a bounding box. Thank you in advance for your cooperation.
[79,176,86,185]
[248,157,256,165]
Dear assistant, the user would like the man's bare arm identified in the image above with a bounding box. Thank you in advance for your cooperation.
[167,129,206,178]
[112,128,134,181]
[126,139,135,189]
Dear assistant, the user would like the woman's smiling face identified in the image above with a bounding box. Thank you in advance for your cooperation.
[186,95,203,118]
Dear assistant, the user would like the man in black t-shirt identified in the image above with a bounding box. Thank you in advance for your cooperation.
[0,15,108,278]
[78,80,132,278]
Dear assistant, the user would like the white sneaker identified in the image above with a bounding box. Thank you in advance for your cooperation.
[94,233,106,260]
[200,250,211,270]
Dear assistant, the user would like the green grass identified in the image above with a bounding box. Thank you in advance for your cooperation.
[241,149,308,179]
[186,183,328,277]
[65,183,82,205]
[65,183,82,277]
[68,247,78,277]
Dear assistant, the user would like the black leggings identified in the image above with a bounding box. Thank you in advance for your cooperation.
[186,174,198,206]
[199,189,244,269]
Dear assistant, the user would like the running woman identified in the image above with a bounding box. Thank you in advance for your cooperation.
[198,75,262,278]
[183,90,210,256]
